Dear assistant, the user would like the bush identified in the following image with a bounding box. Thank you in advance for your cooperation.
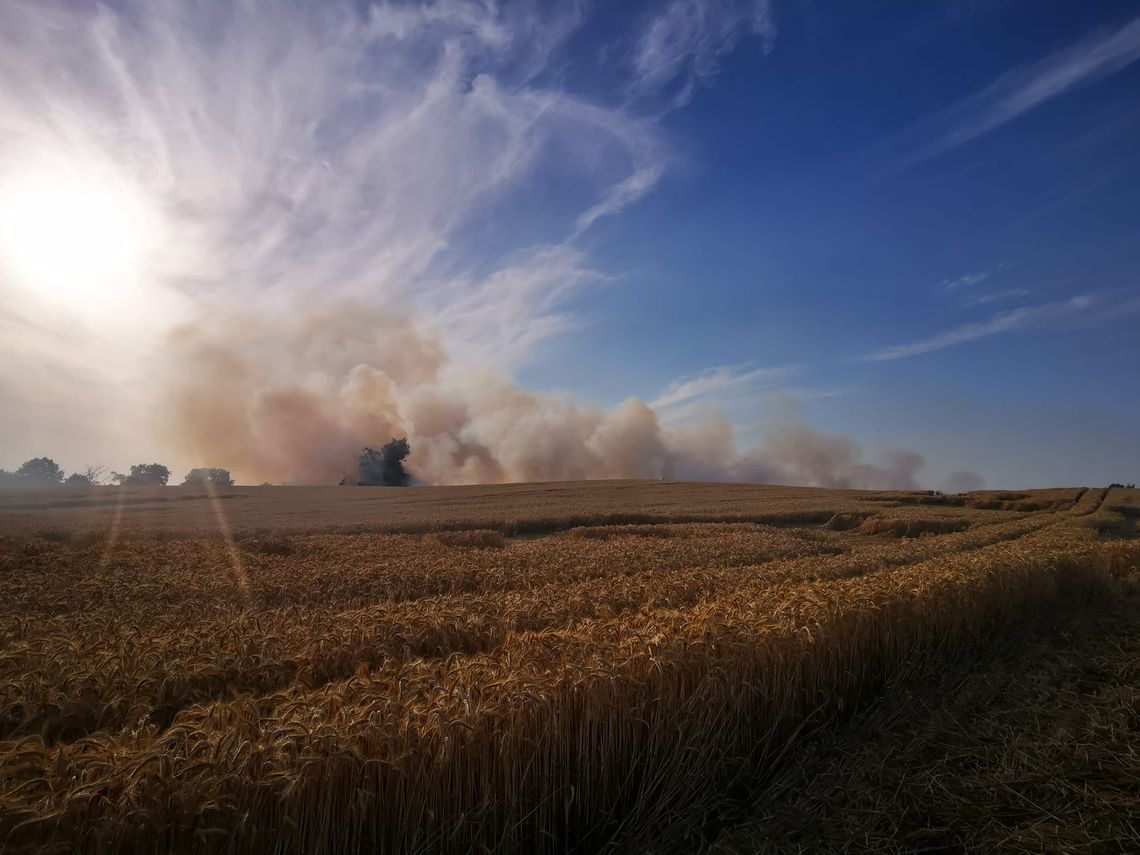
[120,464,171,486]
[183,468,234,487]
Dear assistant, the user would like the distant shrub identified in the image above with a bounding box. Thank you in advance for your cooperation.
[183,468,234,487]
[63,466,107,488]
[119,464,171,486]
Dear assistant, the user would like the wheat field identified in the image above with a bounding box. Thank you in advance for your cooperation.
[1,481,1137,853]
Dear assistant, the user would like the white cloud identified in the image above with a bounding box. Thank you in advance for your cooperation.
[574,156,666,235]
[629,0,776,107]
[897,14,1140,170]
[855,295,1095,362]
[421,244,602,372]
[962,287,1031,307]
[650,362,790,421]
[939,270,990,291]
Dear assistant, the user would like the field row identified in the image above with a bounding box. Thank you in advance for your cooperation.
[0,517,1061,743]
[2,515,1137,852]
[1,487,1135,853]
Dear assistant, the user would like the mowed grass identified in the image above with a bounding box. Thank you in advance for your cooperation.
[0,481,1136,854]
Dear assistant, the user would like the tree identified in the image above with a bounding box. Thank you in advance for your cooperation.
[182,468,234,487]
[15,457,65,486]
[65,465,107,488]
[123,463,171,486]
[357,438,411,486]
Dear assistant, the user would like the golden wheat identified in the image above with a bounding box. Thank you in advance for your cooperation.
[0,482,1134,853]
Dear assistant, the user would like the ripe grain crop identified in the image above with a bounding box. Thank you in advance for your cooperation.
[704,593,1140,854]
[0,481,1135,853]
[853,514,971,537]
[430,529,506,549]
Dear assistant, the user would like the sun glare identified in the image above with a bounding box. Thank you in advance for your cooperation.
[0,169,153,301]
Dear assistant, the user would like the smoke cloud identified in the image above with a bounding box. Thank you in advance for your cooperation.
[166,304,968,490]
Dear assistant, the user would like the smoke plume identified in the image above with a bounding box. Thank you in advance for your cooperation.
[166,304,966,490]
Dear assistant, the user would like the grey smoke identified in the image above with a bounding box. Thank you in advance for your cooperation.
[943,470,986,494]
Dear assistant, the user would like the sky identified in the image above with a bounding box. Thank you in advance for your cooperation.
[0,0,1138,489]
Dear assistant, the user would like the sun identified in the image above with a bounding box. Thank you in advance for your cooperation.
[0,168,153,300]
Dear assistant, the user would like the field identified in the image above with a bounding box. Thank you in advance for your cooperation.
[1,481,1137,853]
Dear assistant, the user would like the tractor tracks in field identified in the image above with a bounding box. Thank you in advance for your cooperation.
[1069,486,1109,516]
[2,517,1065,747]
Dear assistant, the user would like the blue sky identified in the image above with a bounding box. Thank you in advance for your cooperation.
[517,0,1140,487]
[0,0,1137,487]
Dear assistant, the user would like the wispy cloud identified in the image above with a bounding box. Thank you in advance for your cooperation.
[574,157,666,235]
[0,1,668,377]
[579,0,777,229]
[422,245,602,372]
[650,362,789,413]
[896,14,1140,170]
[962,287,1031,307]
[855,295,1095,362]
[628,0,776,108]
[939,270,990,292]
[0,0,781,377]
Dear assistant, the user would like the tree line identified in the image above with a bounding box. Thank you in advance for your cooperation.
[0,459,232,488]
[0,438,414,489]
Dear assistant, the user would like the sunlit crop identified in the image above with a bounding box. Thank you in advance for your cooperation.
[0,482,1135,853]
